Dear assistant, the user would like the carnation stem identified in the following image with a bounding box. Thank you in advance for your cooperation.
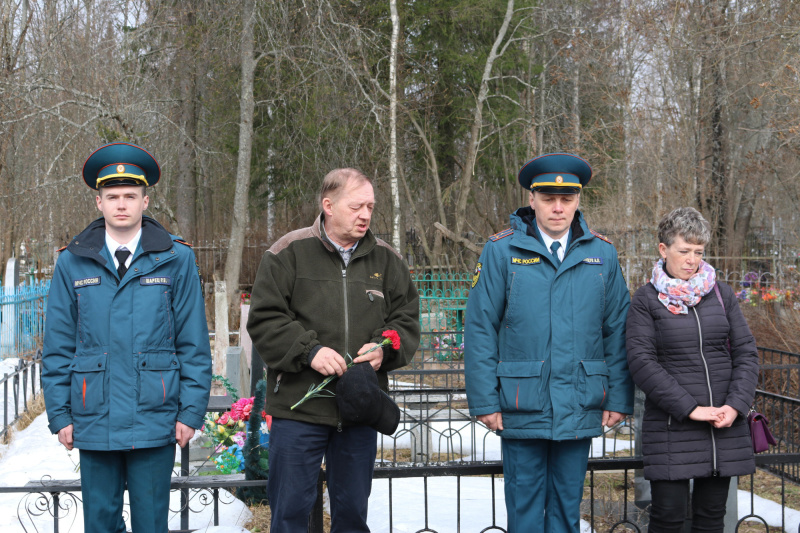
[290,338,391,410]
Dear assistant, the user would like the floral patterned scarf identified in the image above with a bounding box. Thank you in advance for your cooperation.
[651,258,716,315]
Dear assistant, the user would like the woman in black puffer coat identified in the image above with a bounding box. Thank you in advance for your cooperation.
[626,207,759,533]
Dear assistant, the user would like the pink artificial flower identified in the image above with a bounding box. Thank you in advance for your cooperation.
[218,412,230,426]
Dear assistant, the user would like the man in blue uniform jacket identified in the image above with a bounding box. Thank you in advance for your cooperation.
[464,153,634,533]
[42,142,212,533]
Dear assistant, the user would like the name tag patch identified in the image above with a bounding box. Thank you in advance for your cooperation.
[73,277,100,288]
[511,257,541,265]
[581,257,603,265]
[140,276,172,286]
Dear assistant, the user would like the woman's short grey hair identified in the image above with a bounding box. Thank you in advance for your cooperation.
[657,207,711,246]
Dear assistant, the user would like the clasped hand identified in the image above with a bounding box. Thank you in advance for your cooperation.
[689,405,738,428]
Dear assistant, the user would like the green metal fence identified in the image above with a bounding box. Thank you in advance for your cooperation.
[413,272,471,363]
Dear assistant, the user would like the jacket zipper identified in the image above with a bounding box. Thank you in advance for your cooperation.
[339,261,350,432]
[342,268,349,358]
[692,307,719,475]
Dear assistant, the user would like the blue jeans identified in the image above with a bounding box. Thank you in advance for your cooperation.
[501,437,592,533]
[268,418,377,533]
[79,444,175,533]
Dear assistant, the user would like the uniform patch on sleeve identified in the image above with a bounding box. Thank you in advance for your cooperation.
[511,257,541,265]
[73,276,101,288]
[489,228,513,241]
[581,257,603,265]
[472,262,483,288]
[140,276,172,286]
[590,230,613,244]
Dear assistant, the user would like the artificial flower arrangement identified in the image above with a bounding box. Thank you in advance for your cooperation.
[736,286,795,307]
[291,330,401,410]
[203,391,272,475]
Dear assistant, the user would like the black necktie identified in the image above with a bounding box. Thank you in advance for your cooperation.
[115,248,131,279]
[550,241,562,267]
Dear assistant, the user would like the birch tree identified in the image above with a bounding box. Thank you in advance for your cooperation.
[223,0,258,304]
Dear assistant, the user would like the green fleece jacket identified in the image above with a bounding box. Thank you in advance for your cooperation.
[247,214,420,427]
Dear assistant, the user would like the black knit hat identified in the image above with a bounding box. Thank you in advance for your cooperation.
[336,362,400,436]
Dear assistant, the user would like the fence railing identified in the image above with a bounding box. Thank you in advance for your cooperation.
[0,281,49,360]
[0,349,41,442]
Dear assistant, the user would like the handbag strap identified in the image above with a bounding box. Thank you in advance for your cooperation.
[713,283,732,354]
[713,282,725,310]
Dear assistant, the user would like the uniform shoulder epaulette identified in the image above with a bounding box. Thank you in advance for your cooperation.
[590,230,613,244]
[174,239,193,248]
[489,228,513,241]
[57,245,67,252]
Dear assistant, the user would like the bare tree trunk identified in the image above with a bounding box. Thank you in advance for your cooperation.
[538,69,545,154]
[388,0,401,252]
[0,0,30,268]
[709,55,728,257]
[621,0,634,226]
[572,61,580,150]
[223,0,257,305]
[398,166,434,265]
[407,114,446,263]
[175,7,198,243]
[454,0,515,237]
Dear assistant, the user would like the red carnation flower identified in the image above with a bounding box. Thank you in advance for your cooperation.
[382,330,401,350]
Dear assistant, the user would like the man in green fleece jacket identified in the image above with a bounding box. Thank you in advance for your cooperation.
[247,168,420,533]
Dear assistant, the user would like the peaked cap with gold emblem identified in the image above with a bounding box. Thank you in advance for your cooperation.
[517,153,591,195]
[82,142,160,190]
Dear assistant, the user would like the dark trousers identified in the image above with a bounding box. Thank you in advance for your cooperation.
[501,437,592,533]
[268,418,377,533]
[79,444,175,533]
[649,476,732,533]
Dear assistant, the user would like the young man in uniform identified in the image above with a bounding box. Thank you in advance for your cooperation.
[42,142,212,533]
[464,153,634,532]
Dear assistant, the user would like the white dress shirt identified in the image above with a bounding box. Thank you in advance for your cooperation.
[105,229,142,270]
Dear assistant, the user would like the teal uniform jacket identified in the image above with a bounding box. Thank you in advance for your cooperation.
[42,216,212,451]
[464,207,634,440]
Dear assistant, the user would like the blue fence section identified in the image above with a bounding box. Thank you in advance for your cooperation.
[0,281,50,360]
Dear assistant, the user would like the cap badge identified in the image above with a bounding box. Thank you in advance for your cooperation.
[556,175,563,183]
[117,164,125,173]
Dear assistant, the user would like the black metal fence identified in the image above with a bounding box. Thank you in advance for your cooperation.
[0,349,41,442]
[759,347,800,399]
[3,347,800,532]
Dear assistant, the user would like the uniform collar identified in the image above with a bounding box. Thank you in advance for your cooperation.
[510,206,589,251]
[67,216,174,263]
[105,228,142,257]
[537,228,569,260]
